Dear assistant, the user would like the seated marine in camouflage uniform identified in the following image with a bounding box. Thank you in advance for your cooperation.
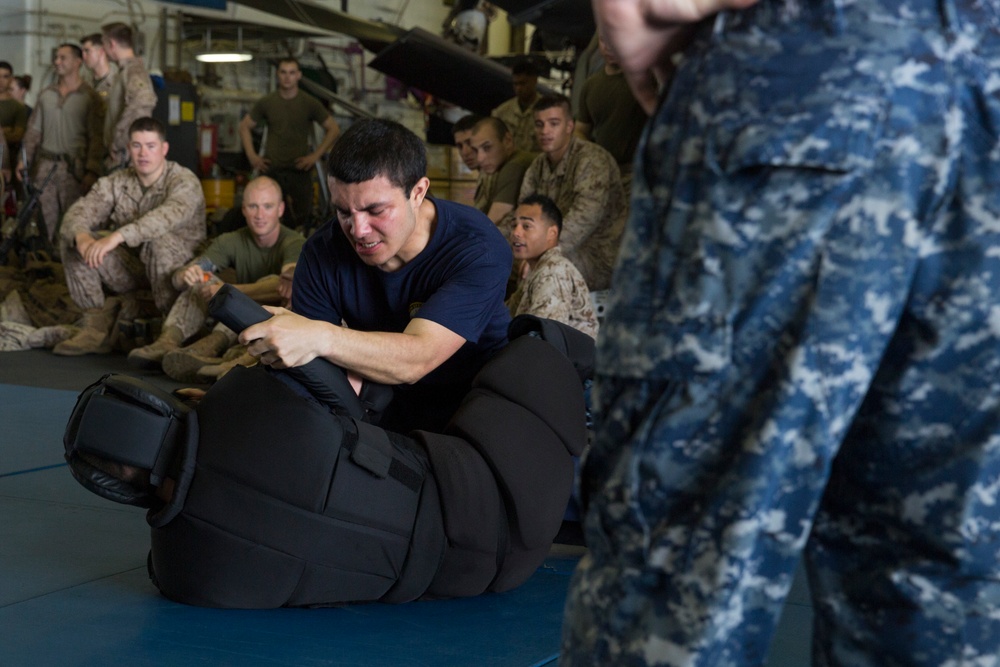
[519,94,626,292]
[470,116,536,237]
[127,176,305,382]
[54,116,205,356]
[506,194,598,340]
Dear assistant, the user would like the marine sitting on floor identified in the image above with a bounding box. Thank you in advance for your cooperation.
[53,116,205,356]
[125,175,304,383]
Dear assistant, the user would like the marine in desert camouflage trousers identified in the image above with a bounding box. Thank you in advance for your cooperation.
[161,286,237,343]
[34,159,85,243]
[61,234,195,315]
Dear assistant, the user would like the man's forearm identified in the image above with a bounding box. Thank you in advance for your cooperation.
[314,118,340,157]
[238,123,257,159]
[244,312,464,386]
[236,275,283,305]
[319,325,453,385]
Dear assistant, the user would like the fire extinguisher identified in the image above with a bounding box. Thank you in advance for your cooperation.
[199,123,218,177]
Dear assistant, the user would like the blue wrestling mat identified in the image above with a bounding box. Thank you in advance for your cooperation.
[0,383,573,666]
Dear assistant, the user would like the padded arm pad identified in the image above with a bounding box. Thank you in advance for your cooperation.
[208,284,368,420]
[508,314,595,383]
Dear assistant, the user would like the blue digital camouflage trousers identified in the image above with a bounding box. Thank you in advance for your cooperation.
[562,1,1000,665]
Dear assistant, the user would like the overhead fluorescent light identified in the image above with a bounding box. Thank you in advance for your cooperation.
[195,27,253,63]
[196,51,253,63]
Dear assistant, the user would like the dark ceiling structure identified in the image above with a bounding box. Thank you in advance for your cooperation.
[180,0,593,113]
[369,27,515,116]
[491,0,595,42]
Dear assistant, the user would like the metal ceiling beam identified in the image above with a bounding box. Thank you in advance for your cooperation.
[298,77,374,119]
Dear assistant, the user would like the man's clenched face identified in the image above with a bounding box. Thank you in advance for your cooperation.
[330,174,430,273]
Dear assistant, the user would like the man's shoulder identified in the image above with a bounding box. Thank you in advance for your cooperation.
[36,84,60,100]
[210,226,253,247]
[302,219,351,259]
[252,91,283,110]
[121,57,147,73]
[294,90,328,110]
[436,198,494,233]
[525,150,547,173]
[535,246,578,275]
[163,161,200,184]
[278,223,307,243]
[569,138,618,172]
[504,150,537,173]
[433,198,510,255]
[492,97,519,116]
[254,91,278,103]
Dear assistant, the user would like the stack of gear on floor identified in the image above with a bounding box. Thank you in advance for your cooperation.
[62,315,591,608]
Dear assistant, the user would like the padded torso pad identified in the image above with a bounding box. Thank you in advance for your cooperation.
[149,366,444,608]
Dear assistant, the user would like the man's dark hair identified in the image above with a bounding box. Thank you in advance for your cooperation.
[81,33,103,48]
[57,44,83,60]
[102,22,134,48]
[534,93,572,116]
[327,119,426,195]
[0,61,12,75]
[129,116,167,141]
[520,193,563,234]
[276,56,301,70]
[473,116,511,140]
[452,113,483,136]
[511,58,538,78]
[14,74,31,91]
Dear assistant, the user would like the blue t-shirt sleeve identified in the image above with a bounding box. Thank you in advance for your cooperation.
[291,228,342,323]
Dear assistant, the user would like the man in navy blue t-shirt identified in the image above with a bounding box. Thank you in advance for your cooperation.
[241,118,512,431]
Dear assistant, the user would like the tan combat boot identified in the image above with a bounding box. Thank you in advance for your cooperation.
[53,297,121,356]
[161,330,232,383]
[196,349,256,383]
[126,325,186,370]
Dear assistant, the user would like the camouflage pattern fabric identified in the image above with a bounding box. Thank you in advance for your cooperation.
[104,56,156,170]
[507,246,599,340]
[34,159,85,242]
[21,80,105,238]
[60,161,205,313]
[91,65,117,110]
[161,284,236,342]
[520,137,627,291]
[562,1,1000,665]
[0,259,81,329]
[492,94,541,154]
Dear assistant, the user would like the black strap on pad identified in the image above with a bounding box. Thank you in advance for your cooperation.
[347,418,423,492]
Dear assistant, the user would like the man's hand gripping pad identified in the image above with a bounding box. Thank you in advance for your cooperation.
[208,284,366,419]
